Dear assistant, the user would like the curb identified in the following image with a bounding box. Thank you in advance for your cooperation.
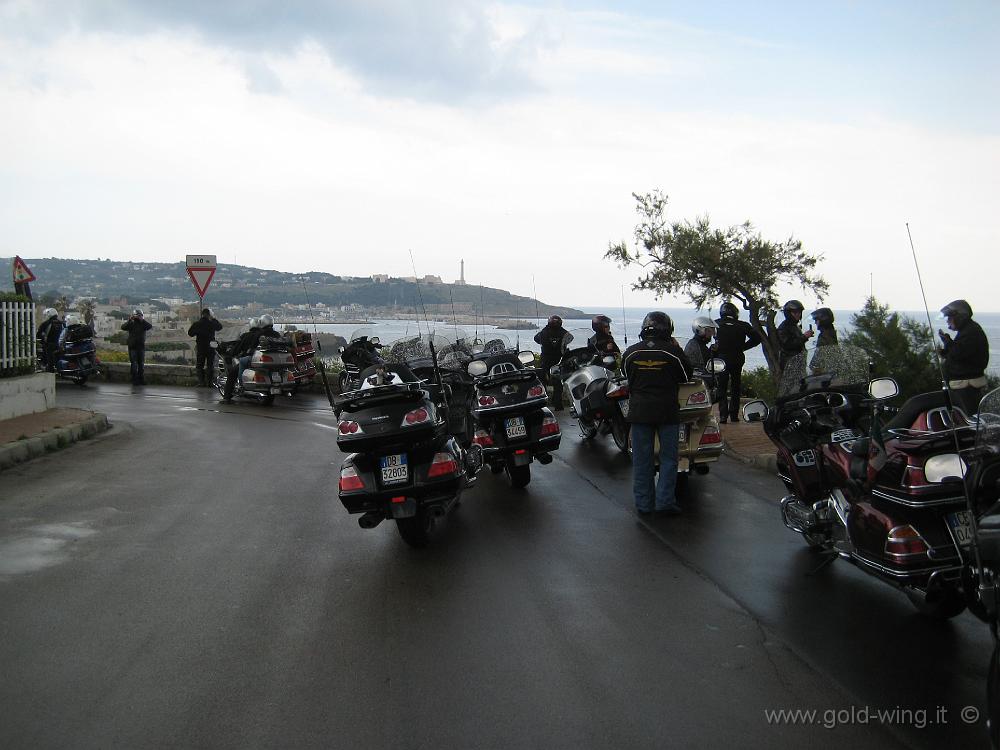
[0,413,110,472]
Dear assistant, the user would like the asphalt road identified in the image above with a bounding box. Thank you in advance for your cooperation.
[0,382,991,749]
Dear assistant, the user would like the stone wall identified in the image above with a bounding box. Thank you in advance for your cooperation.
[0,372,56,420]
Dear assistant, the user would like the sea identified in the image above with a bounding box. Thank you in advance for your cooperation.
[282,307,1000,376]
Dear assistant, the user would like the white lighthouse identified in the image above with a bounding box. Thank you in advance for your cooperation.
[455,258,467,286]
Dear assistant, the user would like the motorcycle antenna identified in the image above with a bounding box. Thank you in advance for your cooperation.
[298,274,337,408]
[409,249,431,339]
[450,288,460,343]
[532,276,540,329]
[477,283,485,346]
[514,292,520,350]
[906,222,984,572]
[621,285,628,346]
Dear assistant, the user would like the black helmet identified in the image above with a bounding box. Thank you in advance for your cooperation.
[940,299,973,323]
[592,314,612,333]
[640,311,673,339]
[719,301,739,320]
[548,315,562,326]
[782,299,805,315]
[811,307,834,325]
[201,308,212,318]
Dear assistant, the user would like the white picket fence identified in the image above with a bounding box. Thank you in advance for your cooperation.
[1,300,36,374]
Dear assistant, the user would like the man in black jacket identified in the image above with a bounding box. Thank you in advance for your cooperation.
[188,308,223,386]
[121,309,153,385]
[714,301,762,423]
[939,299,990,415]
[623,312,692,516]
[776,299,814,372]
[534,315,572,411]
[588,314,620,355]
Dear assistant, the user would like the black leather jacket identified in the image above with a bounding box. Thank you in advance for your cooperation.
[623,336,692,425]
[942,319,989,380]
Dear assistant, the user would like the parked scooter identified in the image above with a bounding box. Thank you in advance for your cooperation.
[338,327,386,393]
[466,333,561,488]
[555,328,629,452]
[39,319,101,385]
[335,335,482,547]
[212,335,298,405]
[743,343,984,618]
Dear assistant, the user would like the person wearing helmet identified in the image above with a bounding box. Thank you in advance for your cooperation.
[534,314,573,410]
[188,308,223,387]
[777,299,813,372]
[938,299,989,415]
[121,308,153,385]
[58,312,94,350]
[684,316,717,369]
[713,301,762,423]
[35,307,63,372]
[623,312,692,517]
[810,308,838,347]
[588,314,620,356]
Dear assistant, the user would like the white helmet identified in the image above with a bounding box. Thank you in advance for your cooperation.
[64,313,81,326]
[259,314,273,327]
[43,307,58,319]
[248,317,259,328]
[132,308,143,317]
[692,316,716,337]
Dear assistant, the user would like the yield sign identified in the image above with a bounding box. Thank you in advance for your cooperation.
[187,267,216,298]
[12,256,35,283]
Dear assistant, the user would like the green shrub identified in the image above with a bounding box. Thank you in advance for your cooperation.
[741,366,777,403]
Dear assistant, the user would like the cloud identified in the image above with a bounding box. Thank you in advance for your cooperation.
[0,0,552,103]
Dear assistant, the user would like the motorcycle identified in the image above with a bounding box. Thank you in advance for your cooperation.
[283,327,318,385]
[212,335,298,405]
[743,343,984,618]
[465,334,561,488]
[335,334,482,547]
[555,328,629,452]
[338,327,386,393]
[38,325,102,385]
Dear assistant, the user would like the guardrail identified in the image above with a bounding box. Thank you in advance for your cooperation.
[1,301,35,376]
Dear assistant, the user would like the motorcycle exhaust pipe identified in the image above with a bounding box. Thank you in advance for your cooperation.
[536,452,553,465]
[358,511,383,529]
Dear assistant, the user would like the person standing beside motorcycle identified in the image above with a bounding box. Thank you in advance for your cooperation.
[121,309,153,385]
[623,312,692,517]
[534,315,573,411]
[713,302,761,422]
[36,308,63,373]
[811,308,838,347]
[777,299,813,372]
[188,308,223,387]
[938,299,990,416]
[684,316,716,368]
[588,314,621,355]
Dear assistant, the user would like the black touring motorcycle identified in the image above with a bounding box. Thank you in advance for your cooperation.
[463,334,561,488]
[333,334,482,547]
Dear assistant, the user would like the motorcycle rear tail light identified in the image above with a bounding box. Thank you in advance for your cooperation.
[686,391,708,405]
[427,452,459,478]
[478,395,497,407]
[606,385,628,399]
[403,407,431,426]
[885,525,929,557]
[339,465,364,492]
[473,430,494,448]
[391,496,407,504]
[260,354,273,363]
[253,371,268,383]
[338,420,363,435]
[540,415,560,437]
[527,385,545,398]
[699,426,722,445]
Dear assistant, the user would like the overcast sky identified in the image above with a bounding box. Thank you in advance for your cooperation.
[1,1,997,312]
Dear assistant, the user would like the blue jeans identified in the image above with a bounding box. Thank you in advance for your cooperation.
[128,345,145,383]
[631,422,680,512]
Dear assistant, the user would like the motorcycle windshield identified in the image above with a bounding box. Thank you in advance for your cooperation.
[478,333,513,355]
[563,328,591,356]
[777,343,871,401]
[348,326,378,343]
[976,387,1000,452]
[429,329,474,373]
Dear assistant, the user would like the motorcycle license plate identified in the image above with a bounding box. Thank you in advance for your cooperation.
[269,387,281,394]
[505,416,527,439]
[380,454,409,486]
[619,400,629,417]
[947,511,974,548]
[270,372,283,383]
[678,424,687,443]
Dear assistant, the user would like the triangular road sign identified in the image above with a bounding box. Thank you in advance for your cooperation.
[187,267,216,298]
[12,256,36,283]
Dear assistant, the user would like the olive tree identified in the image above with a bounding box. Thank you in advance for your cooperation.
[606,190,828,379]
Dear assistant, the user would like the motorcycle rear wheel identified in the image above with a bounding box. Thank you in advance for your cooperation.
[579,418,598,440]
[395,508,441,548]
[74,376,88,386]
[612,417,629,453]
[506,463,531,488]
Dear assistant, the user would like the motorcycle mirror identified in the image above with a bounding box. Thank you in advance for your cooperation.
[337,346,345,354]
[742,400,769,422]
[923,453,967,483]
[549,365,560,376]
[468,360,488,377]
[370,336,380,345]
[518,351,535,365]
[707,357,726,374]
[868,377,899,401]
[601,355,616,367]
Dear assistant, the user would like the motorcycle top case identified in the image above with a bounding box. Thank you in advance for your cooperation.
[472,356,546,418]
[335,385,442,453]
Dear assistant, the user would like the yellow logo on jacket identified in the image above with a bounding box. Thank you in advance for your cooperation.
[633,359,664,369]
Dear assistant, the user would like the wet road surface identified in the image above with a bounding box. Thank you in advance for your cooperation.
[0,382,989,748]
